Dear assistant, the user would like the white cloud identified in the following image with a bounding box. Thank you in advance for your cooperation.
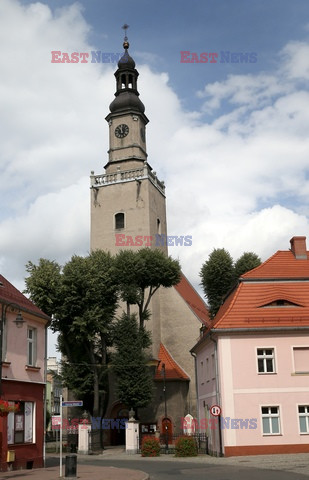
[197,73,291,113]
[280,41,309,81]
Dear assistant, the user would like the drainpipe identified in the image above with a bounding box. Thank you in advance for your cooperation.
[209,334,223,456]
[190,352,199,426]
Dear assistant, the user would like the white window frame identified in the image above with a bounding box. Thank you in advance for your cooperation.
[292,346,309,374]
[7,401,35,444]
[261,406,281,435]
[257,347,276,374]
[27,327,37,366]
[298,405,309,434]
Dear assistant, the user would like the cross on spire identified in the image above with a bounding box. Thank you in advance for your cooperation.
[122,23,129,42]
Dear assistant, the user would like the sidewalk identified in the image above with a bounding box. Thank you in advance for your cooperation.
[0,460,149,480]
[0,448,308,479]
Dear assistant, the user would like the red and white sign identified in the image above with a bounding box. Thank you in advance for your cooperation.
[51,415,61,430]
[210,405,221,416]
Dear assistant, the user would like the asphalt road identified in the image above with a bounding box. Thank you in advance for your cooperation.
[47,456,309,480]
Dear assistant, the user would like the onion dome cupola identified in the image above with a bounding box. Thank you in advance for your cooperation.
[105,25,149,172]
[107,30,147,118]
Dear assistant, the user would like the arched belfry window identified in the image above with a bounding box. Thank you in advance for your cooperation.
[115,212,125,229]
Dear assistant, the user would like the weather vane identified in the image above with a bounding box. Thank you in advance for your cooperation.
[122,23,129,42]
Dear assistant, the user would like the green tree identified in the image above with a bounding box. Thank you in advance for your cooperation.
[24,259,62,317]
[114,248,181,327]
[200,248,261,318]
[25,250,118,418]
[200,248,235,319]
[25,248,180,421]
[112,313,153,413]
[234,252,261,278]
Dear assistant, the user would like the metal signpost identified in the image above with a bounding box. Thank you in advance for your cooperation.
[60,395,63,477]
[59,396,83,477]
[210,404,222,456]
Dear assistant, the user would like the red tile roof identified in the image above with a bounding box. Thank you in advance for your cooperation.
[211,245,309,330]
[155,343,190,381]
[213,282,309,329]
[174,273,210,326]
[241,250,309,279]
[0,274,49,321]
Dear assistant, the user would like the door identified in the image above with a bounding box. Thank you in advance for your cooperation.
[162,417,173,444]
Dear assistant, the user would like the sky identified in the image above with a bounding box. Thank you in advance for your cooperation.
[1,0,309,358]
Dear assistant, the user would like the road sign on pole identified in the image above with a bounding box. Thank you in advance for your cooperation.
[210,404,221,416]
[61,401,83,407]
[51,415,61,430]
[60,394,63,478]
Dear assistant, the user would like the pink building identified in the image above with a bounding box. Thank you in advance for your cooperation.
[191,236,309,456]
[0,274,50,470]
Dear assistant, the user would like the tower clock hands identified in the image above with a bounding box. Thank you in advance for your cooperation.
[115,124,129,138]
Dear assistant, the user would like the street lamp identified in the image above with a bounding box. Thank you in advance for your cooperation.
[0,301,25,397]
[161,363,168,452]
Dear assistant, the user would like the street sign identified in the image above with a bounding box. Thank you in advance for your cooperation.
[210,404,221,416]
[51,415,61,430]
[61,401,83,407]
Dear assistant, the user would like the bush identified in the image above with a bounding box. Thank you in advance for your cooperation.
[175,436,198,457]
[141,436,160,457]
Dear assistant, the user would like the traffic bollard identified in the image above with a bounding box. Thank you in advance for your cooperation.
[65,454,77,478]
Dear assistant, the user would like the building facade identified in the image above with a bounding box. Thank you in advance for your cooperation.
[46,357,62,416]
[192,236,309,456]
[90,37,209,441]
[0,274,50,470]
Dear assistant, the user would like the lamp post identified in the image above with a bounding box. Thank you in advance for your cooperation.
[162,363,168,452]
[0,301,25,397]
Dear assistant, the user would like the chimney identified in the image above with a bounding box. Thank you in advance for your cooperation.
[290,236,307,259]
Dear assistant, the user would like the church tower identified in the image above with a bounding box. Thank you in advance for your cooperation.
[90,31,208,440]
[90,33,167,255]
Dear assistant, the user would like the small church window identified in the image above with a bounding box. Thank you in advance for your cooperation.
[128,74,133,88]
[157,218,161,235]
[115,212,125,229]
[121,74,126,89]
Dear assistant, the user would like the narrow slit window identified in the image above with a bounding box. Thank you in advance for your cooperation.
[157,218,161,235]
[115,213,125,230]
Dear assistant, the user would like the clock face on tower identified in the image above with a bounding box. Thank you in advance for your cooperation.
[115,124,129,138]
